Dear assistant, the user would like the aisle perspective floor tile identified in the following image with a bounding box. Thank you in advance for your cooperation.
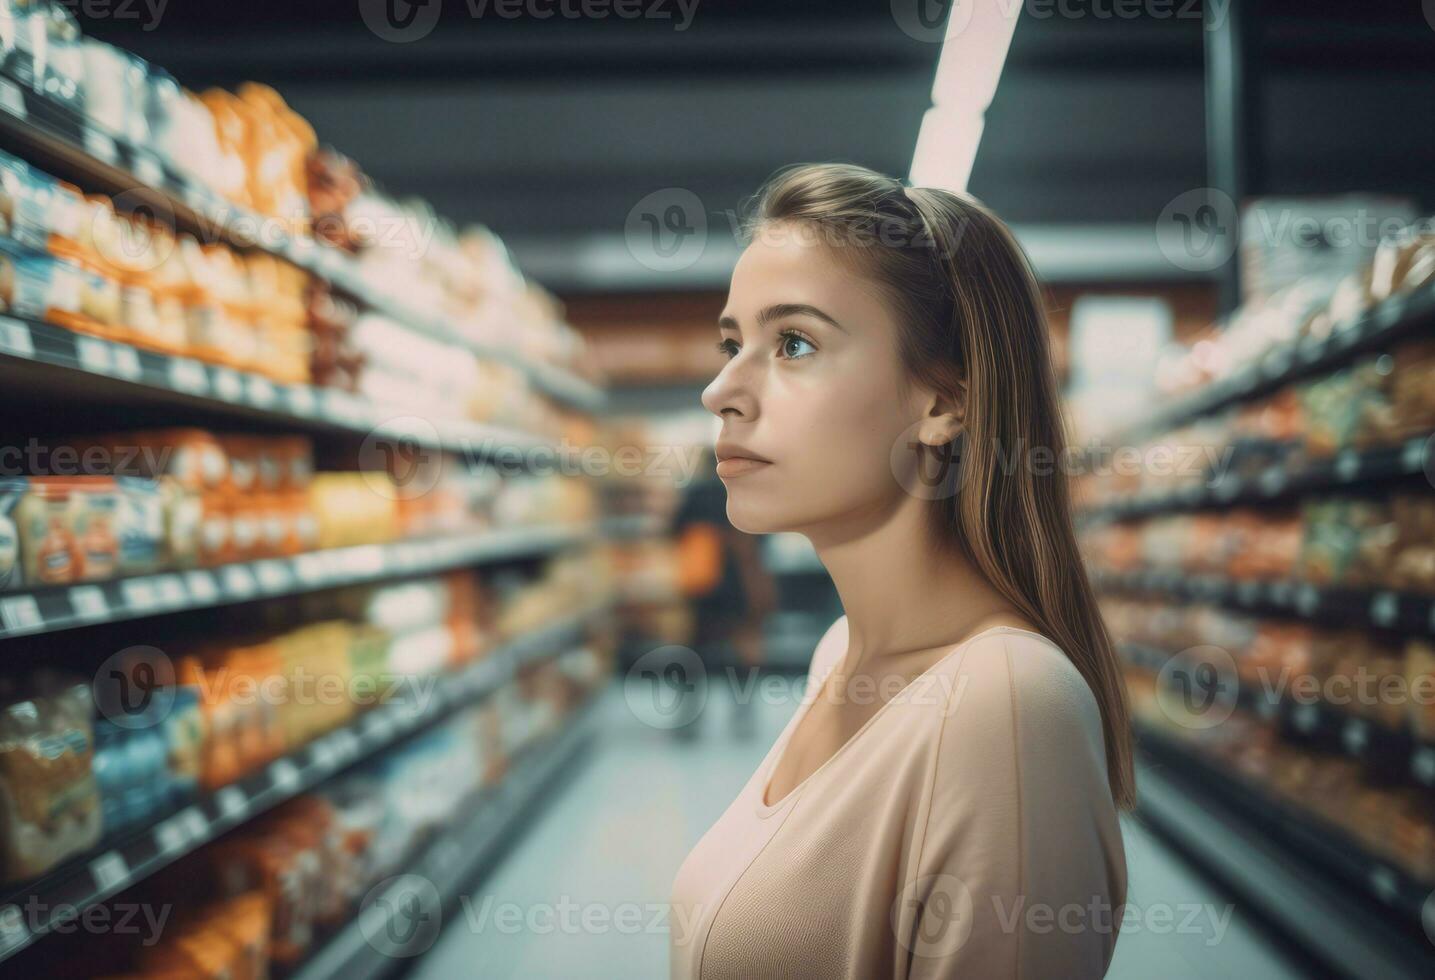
[401,679,1311,980]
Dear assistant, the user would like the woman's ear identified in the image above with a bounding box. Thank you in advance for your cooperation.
[916,380,966,448]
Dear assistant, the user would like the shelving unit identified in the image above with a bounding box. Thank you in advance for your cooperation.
[0,75,605,415]
[0,601,612,964]
[290,694,601,980]
[0,523,593,640]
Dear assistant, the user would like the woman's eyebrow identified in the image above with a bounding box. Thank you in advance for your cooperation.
[717,304,848,334]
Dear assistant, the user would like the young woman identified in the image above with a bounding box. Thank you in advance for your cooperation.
[669,163,1134,979]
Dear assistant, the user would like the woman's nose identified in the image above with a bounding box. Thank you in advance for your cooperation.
[702,358,758,420]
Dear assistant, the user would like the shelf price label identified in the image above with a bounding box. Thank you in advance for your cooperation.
[269,759,302,791]
[69,586,109,621]
[0,904,29,958]
[167,357,209,395]
[216,786,246,819]
[1370,592,1399,628]
[0,595,42,633]
[83,127,119,164]
[0,318,33,358]
[1412,747,1435,787]
[89,852,129,893]
[184,571,219,603]
[1342,717,1370,755]
[1291,702,1320,734]
[212,367,244,403]
[111,344,143,381]
[75,336,114,375]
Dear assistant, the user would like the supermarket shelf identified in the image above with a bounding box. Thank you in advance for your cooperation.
[1123,642,1435,789]
[0,523,594,641]
[1078,432,1434,521]
[1095,568,1435,637]
[0,602,610,965]
[599,513,668,540]
[291,694,601,980]
[1135,724,1435,980]
[0,73,603,415]
[1106,279,1435,446]
[0,315,556,455]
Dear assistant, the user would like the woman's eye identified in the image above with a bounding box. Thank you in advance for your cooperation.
[715,340,739,359]
[779,332,816,359]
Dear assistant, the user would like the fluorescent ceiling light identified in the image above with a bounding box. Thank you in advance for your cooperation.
[911,2,1022,192]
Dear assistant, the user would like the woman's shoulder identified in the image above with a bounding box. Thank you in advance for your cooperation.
[933,627,1109,770]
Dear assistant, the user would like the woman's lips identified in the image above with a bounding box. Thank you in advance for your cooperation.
[716,457,772,478]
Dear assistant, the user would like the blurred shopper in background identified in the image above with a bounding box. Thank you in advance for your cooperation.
[671,446,777,737]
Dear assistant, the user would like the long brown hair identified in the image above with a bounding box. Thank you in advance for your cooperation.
[744,162,1137,811]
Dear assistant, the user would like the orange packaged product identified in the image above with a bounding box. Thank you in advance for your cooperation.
[46,194,127,342]
[216,435,262,496]
[269,797,346,926]
[178,650,239,791]
[134,926,240,980]
[198,90,255,209]
[208,833,317,968]
[225,497,262,563]
[236,83,316,233]
[196,493,233,567]
[12,478,124,586]
[199,891,272,980]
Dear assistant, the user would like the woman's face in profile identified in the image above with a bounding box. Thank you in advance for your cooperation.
[703,220,929,536]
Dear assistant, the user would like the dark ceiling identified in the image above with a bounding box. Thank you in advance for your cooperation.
[79,0,1435,291]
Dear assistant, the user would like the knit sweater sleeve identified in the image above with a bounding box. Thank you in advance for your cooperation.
[899,633,1127,980]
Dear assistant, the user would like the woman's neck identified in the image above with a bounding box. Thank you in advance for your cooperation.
[805,496,1017,670]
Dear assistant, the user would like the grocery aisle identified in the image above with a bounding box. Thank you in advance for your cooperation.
[406,679,1310,980]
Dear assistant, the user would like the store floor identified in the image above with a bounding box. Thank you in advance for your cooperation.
[405,679,1309,980]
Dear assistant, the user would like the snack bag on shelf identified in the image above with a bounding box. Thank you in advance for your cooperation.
[0,675,102,883]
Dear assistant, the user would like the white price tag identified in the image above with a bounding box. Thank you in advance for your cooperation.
[247,375,276,407]
[222,565,256,598]
[0,78,25,119]
[270,758,301,790]
[1343,718,1370,754]
[294,553,326,584]
[111,345,143,381]
[184,571,219,603]
[180,805,207,841]
[1295,584,1320,616]
[69,586,109,621]
[1403,437,1430,474]
[84,128,118,164]
[89,851,129,892]
[312,738,338,769]
[1334,449,1361,482]
[256,561,292,593]
[212,367,244,402]
[154,814,189,854]
[216,786,246,818]
[167,357,208,394]
[366,712,395,740]
[154,575,187,608]
[0,318,33,358]
[120,578,159,612]
[1293,702,1319,734]
[1370,591,1399,628]
[0,904,29,957]
[76,336,114,375]
[331,728,360,760]
[133,153,164,188]
[0,595,42,633]
[1413,747,1435,787]
[286,385,317,416]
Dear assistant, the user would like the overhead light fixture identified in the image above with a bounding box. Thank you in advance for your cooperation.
[910,1,1022,192]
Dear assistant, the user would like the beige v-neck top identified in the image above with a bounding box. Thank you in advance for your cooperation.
[669,617,1127,979]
